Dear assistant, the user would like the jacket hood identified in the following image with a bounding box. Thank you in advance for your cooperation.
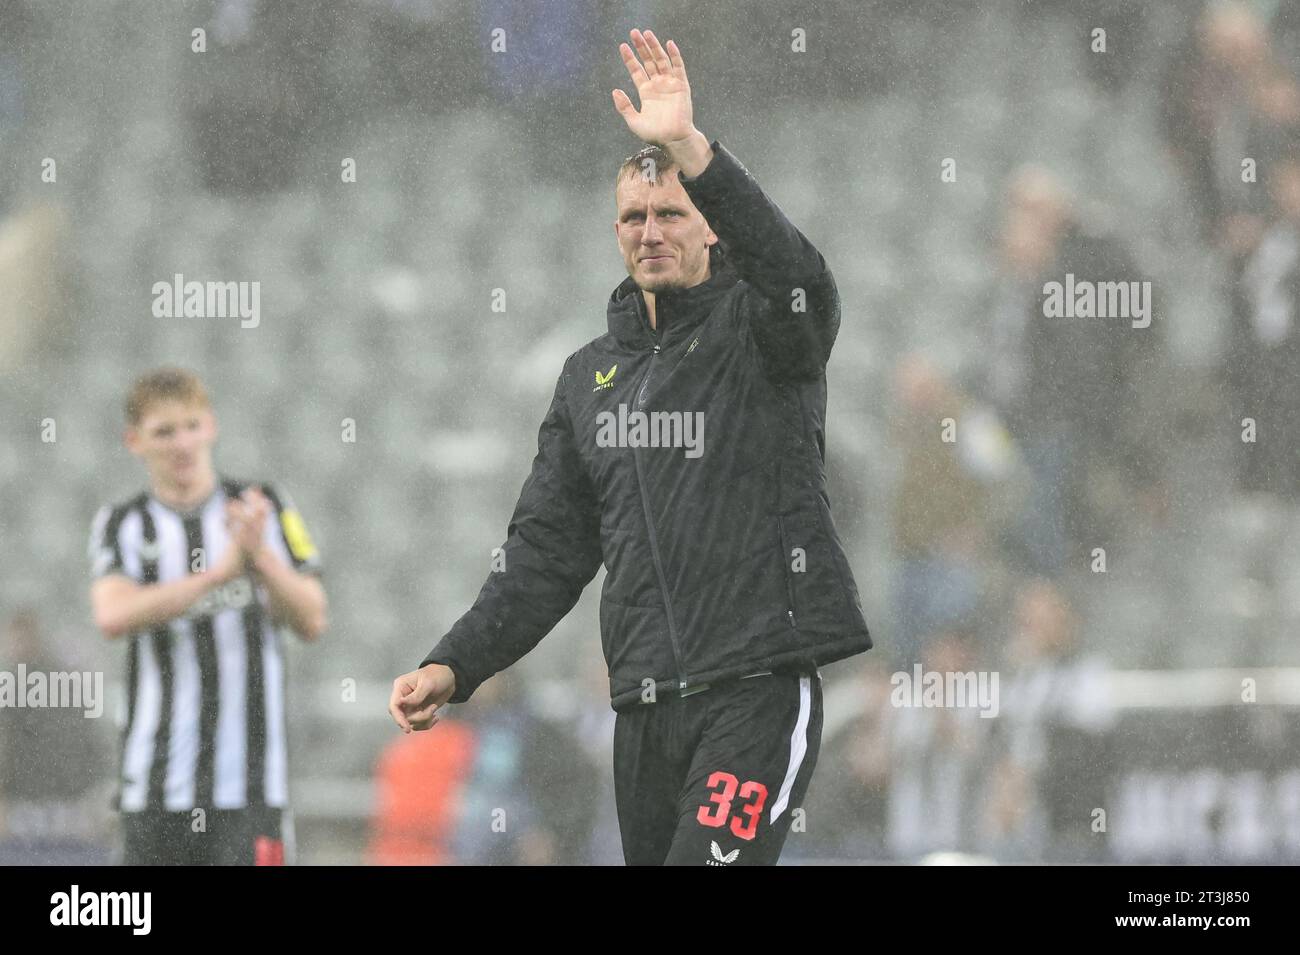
[606,244,738,349]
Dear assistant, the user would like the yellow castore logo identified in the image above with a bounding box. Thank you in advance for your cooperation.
[593,364,618,391]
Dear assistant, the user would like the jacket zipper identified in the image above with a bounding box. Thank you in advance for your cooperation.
[636,342,658,409]
[632,301,688,691]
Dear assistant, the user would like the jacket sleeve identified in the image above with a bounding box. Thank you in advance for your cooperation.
[678,140,841,381]
[418,360,603,704]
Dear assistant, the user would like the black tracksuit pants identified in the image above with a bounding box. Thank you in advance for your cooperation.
[120,806,287,865]
[612,669,823,866]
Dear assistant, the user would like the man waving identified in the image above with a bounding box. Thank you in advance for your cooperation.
[391,29,871,866]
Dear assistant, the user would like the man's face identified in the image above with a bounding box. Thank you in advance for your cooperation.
[614,168,718,293]
[1001,173,1067,275]
[125,399,217,490]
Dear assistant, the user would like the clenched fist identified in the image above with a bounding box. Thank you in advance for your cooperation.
[388,663,457,733]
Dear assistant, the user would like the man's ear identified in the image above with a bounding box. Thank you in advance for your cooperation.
[124,427,140,456]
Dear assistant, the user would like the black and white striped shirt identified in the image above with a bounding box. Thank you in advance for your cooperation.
[88,478,322,813]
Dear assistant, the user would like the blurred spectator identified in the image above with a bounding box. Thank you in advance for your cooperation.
[981,580,1114,862]
[367,705,476,865]
[886,627,992,860]
[1221,58,1300,260]
[978,166,1165,576]
[889,352,1021,667]
[1161,1,1271,240]
[1228,129,1300,497]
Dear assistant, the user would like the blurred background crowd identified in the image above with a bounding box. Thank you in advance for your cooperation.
[2,0,1300,864]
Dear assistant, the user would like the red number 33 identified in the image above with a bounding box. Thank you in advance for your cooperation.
[696,771,768,841]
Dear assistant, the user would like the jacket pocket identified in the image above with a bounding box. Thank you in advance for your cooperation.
[776,515,800,630]
[777,508,851,630]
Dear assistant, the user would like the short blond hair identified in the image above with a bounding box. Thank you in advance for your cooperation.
[616,144,678,189]
[125,367,210,425]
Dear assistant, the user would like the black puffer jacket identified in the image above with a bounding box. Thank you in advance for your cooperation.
[421,140,872,711]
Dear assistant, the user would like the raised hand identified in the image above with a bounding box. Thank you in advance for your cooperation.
[612,29,697,151]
